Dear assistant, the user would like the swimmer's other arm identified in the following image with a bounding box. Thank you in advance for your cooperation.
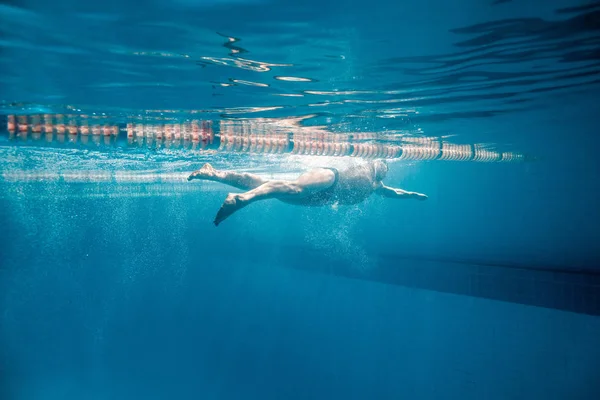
[375,183,428,201]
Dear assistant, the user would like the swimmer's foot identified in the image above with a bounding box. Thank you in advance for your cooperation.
[214,193,247,226]
[188,163,217,181]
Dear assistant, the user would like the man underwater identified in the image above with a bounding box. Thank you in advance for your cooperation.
[188,160,427,226]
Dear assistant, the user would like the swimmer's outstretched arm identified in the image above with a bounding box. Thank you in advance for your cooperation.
[375,183,428,201]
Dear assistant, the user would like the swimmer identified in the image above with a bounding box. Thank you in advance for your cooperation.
[188,160,428,226]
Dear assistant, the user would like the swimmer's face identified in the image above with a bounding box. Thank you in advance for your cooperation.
[374,160,388,181]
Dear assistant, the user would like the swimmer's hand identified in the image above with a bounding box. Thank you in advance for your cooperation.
[396,189,427,200]
[376,185,428,200]
[410,192,428,201]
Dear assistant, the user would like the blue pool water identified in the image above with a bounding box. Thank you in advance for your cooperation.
[1,0,600,399]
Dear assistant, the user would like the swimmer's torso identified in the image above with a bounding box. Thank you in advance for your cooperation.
[282,164,378,206]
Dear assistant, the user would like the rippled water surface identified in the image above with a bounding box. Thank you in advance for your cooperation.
[2,0,598,133]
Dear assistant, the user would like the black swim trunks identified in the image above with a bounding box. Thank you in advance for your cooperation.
[287,167,339,206]
[313,167,340,203]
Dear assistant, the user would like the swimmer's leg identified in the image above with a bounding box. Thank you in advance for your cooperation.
[188,163,266,190]
[214,168,336,226]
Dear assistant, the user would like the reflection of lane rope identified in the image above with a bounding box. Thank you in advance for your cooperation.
[1,170,190,183]
[0,178,207,198]
[3,114,524,162]
[1,170,299,184]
